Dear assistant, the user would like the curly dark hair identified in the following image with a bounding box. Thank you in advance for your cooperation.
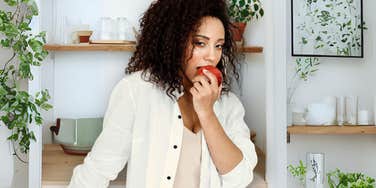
[126,0,239,99]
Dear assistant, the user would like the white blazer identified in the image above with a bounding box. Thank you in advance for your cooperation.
[68,71,257,188]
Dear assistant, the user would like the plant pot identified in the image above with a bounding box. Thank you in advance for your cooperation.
[231,22,247,42]
[0,125,14,188]
[306,153,325,188]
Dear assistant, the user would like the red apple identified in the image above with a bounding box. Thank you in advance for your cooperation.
[197,65,222,86]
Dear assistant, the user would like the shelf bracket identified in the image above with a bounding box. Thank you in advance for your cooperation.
[287,132,290,144]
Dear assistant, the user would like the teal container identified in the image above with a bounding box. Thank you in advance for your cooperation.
[50,117,103,155]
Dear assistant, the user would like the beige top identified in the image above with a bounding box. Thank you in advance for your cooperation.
[173,126,202,188]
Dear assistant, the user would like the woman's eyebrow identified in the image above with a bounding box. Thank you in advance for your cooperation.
[194,34,225,42]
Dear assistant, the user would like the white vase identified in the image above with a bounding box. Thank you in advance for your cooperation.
[306,153,325,188]
[0,125,14,188]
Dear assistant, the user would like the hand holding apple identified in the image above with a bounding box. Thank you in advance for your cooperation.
[197,65,222,86]
[189,65,222,117]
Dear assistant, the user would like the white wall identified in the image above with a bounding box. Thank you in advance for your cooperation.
[287,0,376,187]
[241,19,267,153]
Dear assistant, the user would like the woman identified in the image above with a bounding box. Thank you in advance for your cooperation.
[68,0,257,187]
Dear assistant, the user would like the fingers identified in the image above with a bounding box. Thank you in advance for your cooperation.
[192,75,210,88]
[202,69,218,87]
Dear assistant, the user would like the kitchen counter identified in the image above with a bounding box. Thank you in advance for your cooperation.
[42,144,126,188]
[42,144,266,188]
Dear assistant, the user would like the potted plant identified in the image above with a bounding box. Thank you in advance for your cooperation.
[288,161,376,188]
[0,0,52,158]
[227,0,264,43]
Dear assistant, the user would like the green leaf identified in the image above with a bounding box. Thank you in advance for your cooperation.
[4,0,17,6]
[27,1,39,16]
[253,4,259,11]
[18,22,31,31]
[239,0,245,7]
[0,39,11,47]
[40,103,53,111]
[259,8,264,17]
[28,39,43,52]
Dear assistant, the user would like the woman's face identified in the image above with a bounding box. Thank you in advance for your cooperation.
[182,16,225,84]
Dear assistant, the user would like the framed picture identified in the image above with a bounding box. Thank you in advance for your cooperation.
[291,0,364,58]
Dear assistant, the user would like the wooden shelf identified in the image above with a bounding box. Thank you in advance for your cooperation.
[287,125,376,143]
[43,44,136,52]
[288,125,376,134]
[238,46,264,53]
[43,44,263,53]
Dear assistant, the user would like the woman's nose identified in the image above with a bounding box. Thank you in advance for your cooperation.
[204,46,218,64]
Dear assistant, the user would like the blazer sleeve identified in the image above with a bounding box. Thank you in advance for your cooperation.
[219,93,258,188]
[68,79,136,188]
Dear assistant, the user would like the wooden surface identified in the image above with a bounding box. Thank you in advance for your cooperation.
[43,44,136,52]
[43,44,263,53]
[288,125,376,135]
[42,144,126,186]
[42,143,266,187]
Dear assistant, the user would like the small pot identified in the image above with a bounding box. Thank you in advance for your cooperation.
[231,22,246,42]
[50,117,103,155]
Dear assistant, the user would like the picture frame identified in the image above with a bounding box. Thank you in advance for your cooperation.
[291,0,364,58]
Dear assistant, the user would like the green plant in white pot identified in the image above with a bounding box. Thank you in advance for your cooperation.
[0,0,52,157]
[227,0,264,42]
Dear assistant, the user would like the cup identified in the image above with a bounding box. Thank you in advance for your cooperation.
[116,17,133,40]
[292,111,306,125]
[99,17,116,40]
[337,96,345,125]
[345,96,358,125]
[322,96,336,125]
[358,110,369,125]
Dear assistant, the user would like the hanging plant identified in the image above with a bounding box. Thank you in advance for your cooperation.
[0,0,52,154]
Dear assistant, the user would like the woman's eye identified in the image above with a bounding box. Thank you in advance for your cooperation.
[216,44,224,49]
[194,41,205,47]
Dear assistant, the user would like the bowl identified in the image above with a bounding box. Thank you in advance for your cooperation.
[50,117,103,155]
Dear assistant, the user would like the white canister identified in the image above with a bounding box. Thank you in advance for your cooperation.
[358,110,370,125]
[306,103,333,125]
